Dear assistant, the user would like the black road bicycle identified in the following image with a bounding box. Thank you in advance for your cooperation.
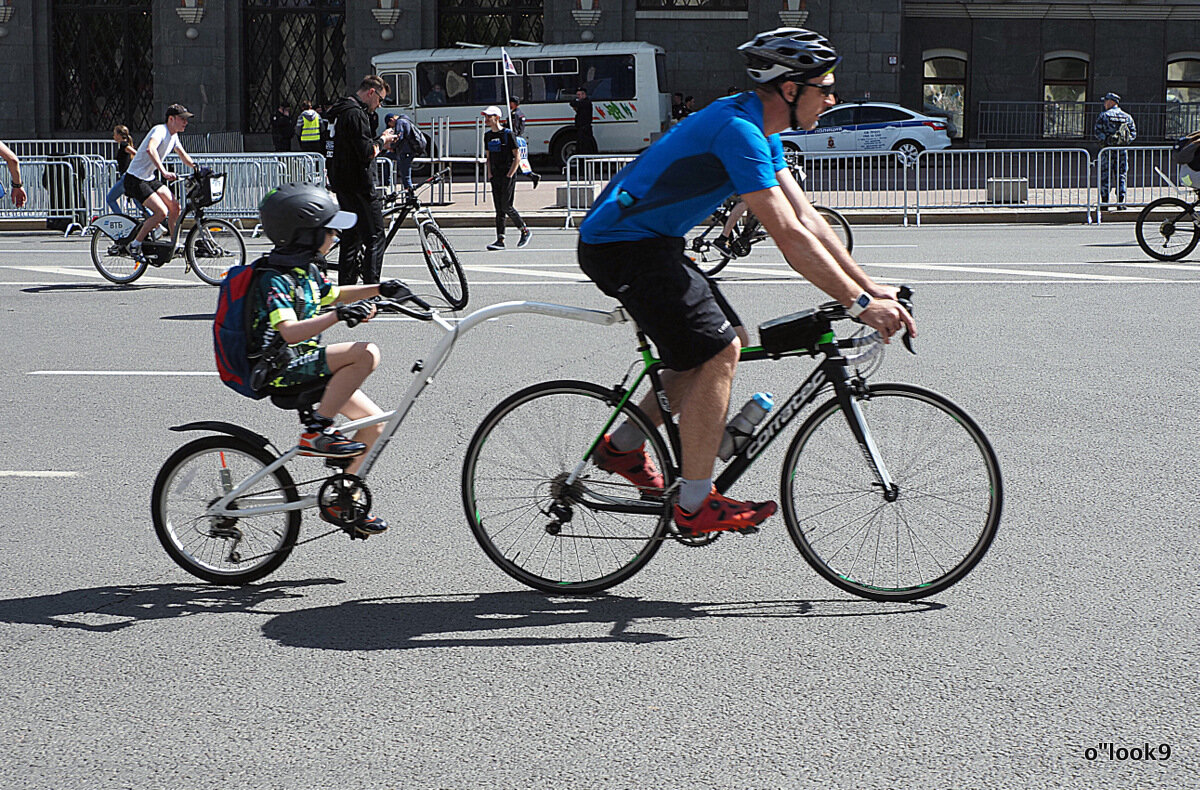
[1135,190,1200,261]
[324,169,467,310]
[87,171,246,285]
[462,287,1003,601]
[690,198,853,276]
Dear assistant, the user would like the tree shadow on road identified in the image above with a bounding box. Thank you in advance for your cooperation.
[259,591,944,651]
[0,578,345,633]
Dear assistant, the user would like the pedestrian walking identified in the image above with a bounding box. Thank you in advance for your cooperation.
[295,101,326,155]
[271,104,294,152]
[105,124,149,217]
[507,98,541,189]
[327,75,397,285]
[1094,91,1137,209]
[570,87,598,155]
[0,140,26,208]
[482,105,530,251]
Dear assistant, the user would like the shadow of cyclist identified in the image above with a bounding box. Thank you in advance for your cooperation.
[0,579,345,633]
[260,591,942,651]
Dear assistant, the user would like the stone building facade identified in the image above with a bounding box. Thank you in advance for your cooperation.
[0,1,1196,145]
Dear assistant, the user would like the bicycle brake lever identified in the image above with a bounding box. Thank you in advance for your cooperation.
[901,330,916,355]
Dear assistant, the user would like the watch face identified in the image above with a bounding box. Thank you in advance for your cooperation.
[856,294,871,309]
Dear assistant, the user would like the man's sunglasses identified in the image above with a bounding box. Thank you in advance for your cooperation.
[804,82,837,96]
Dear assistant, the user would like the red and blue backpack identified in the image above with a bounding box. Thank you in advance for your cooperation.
[213,257,269,399]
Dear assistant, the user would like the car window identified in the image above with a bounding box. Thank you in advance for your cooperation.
[857,106,911,125]
[817,107,856,128]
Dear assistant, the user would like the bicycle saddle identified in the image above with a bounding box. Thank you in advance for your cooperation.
[269,383,328,412]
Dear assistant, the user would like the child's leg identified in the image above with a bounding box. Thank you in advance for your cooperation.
[316,341,381,420]
[340,389,384,476]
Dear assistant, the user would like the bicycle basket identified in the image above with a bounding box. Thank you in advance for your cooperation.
[187,172,225,208]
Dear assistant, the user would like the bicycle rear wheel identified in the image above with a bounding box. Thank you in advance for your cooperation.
[419,222,468,309]
[781,383,1001,601]
[90,227,147,284]
[689,214,734,276]
[1135,197,1200,261]
[151,435,301,584]
[186,218,247,285]
[815,205,854,253]
[462,380,674,594]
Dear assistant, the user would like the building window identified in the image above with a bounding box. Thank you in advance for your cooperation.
[922,51,966,139]
[243,1,346,134]
[438,0,544,49]
[52,0,153,133]
[1043,54,1089,138]
[1166,56,1200,138]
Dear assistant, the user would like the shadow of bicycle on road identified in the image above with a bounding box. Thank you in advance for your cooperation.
[260,591,944,652]
[0,578,345,633]
[21,282,202,294]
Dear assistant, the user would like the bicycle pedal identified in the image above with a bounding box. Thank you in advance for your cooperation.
[324,457,353,469]
[734,526,760,536]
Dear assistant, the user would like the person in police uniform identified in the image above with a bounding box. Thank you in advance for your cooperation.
[1094,92,1137,209]
[295,101,326,155]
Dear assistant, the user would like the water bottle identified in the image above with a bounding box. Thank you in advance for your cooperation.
[718,392,774,460]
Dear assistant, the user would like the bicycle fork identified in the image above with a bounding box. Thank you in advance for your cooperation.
[835,375,898,501]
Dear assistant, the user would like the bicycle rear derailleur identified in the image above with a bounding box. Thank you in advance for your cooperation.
[318,473,374,539]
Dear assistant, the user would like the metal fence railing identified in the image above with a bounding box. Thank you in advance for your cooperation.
[563,154,635,227]
[977,101,1200,141]
[178,131,245,154]
[788,151,910,214]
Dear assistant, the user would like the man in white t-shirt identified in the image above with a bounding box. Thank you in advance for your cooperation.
[124,104,198,260]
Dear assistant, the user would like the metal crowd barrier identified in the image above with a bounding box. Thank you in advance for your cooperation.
[0,154,96,232]
[789,151,910,216]
[563,154,636,227]
[6,139,116,160]
[1094,146,1177,218]
[914,148,1093,224]
[178,131,245,153]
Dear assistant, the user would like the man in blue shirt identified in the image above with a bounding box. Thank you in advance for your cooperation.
[578,28,915,536]
[1094,92,1137,209]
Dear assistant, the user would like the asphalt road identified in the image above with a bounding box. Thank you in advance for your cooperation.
[1,223,1197,789]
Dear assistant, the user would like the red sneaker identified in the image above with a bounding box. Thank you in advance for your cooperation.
[674,490,777,535]
[591,434,665,497]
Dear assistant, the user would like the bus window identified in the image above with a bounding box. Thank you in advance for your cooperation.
[471,59,524,105]
[379,72,413,108]
[417,60,473,107]
[527,57,579,103]
[578,55,636,100]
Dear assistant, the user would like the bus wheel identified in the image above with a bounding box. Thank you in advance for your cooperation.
[552,133,578,170]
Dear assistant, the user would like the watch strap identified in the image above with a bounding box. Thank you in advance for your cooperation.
[847,292,871,318]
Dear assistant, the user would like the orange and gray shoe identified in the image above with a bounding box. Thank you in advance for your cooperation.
[298,427,367,458]
[592,434,665,497]
[674,490,777,535]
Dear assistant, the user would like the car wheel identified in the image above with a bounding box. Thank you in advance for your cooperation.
[893,140,923,167]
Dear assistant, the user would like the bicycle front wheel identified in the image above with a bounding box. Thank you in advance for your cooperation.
[419,223,468,309]
[462,380,674,594]
[186,218,247,284]
[815,205,854,253]
[1135,197,1200,261]
[781,383,1001,601]
[90,225,147,284]
[151,435,301,584]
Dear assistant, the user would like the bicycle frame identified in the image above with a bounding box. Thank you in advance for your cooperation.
[201,301,632,520]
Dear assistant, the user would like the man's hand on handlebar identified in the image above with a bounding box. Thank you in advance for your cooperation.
[859,298,916,344]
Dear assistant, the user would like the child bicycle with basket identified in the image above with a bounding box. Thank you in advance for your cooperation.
[216,183,417,535]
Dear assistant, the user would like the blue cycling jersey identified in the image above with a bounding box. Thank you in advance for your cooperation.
[579,92,786,244]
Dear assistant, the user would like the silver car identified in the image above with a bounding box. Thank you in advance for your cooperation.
[780,101,952,165]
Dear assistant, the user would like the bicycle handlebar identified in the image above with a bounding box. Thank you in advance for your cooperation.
[818,285,916,355]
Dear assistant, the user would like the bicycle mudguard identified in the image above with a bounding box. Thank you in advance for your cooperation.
[169,421,276,452]
[91,214,138,241]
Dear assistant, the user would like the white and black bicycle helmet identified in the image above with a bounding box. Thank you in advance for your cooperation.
[739,27,841,84]
[258,182,356,250]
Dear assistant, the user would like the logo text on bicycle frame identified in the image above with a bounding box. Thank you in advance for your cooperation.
[745,369,826,460]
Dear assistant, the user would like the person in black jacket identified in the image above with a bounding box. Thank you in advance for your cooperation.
[570,87,598,155]
[326,75,396,285]
[270,104,293,152]
[507,98,541,189]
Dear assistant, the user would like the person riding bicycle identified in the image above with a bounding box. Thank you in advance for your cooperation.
[125,104,198,263]
[254,183,415,535]
[577,27,915,536]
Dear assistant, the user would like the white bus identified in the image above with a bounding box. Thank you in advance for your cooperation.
[371,41,670,166]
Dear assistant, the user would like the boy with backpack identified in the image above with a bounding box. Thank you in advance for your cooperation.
[215,182,415,535]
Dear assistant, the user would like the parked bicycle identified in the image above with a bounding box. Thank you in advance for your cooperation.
[462,287,1003,602]
[325,168,467,310]
[689,197,853,276]
[1135,189,1200,261]
[88,170,246,285]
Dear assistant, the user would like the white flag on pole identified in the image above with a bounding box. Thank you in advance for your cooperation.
[502,48,518,75]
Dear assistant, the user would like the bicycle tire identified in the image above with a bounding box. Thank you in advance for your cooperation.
[90,221,147,284]
[418,222,468,309]
[186,218,247,285]
[462,380,674,594]
[688,214,734,277]
[151,435,301,584]
[1135,197,1200,261]
[814,205,854,254]
[780,383,1001,601]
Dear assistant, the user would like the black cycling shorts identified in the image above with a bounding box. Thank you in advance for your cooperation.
[123,173,166,204]
[578,236,741,371]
